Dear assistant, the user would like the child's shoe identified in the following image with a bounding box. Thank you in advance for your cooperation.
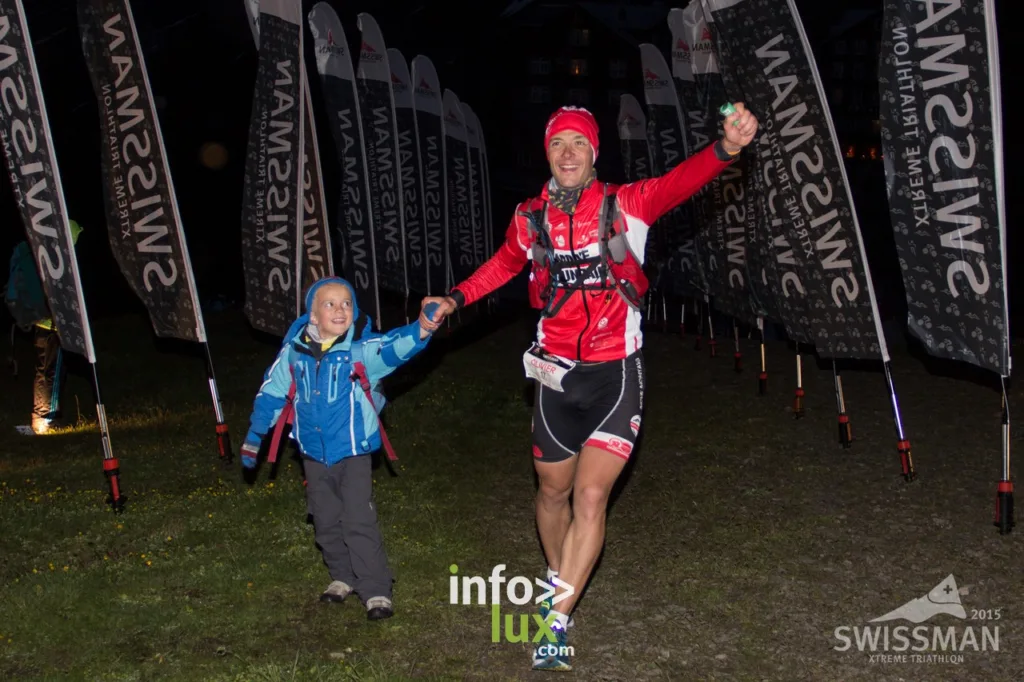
[366,596,394,620]
[319,580,352,603]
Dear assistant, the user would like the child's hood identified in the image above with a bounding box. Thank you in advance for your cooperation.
[304,276,360,321]
[286,276,362,345]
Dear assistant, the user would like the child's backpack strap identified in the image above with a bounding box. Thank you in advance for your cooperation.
[349,342,397,462]
[266,327,303,465]
[350,340,387,411]
[267,363,296,465]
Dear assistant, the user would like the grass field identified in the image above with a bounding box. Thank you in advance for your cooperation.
[1,305,1022,681]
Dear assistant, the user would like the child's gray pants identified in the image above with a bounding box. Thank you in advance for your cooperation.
[303,455,393,601]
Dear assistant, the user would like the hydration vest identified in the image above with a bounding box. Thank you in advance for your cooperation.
[519,185,648,318]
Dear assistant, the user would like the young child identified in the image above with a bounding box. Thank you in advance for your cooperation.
[240,276,434,620]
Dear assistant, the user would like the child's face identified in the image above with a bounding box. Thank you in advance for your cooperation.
[310,283,354,338]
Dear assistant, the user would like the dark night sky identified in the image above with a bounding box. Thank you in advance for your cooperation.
[1,0,1019,323]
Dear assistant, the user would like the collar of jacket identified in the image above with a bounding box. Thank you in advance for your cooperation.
[540,173,600,214]
[293,325,354,359]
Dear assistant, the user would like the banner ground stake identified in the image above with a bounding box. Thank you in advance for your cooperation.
[733,321,742,373]
[883,361,915,482]
[693,299,703,351]
[91,363,124,512]
[793,346,804,419]
[204,342,231,464]
[833,360,852,449]
[758,317,767,396]
[707,301,716,358]
[995,382,1014,533]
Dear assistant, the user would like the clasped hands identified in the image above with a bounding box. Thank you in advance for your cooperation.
[417,295,458,334]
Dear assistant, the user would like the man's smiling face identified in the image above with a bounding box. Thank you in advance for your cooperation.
[546,130,594,188]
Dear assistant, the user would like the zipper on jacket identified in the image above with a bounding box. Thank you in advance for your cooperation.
[349,388,356,458]
[315,357,326,462]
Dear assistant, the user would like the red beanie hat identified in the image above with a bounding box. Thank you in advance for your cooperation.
[544,106,599,161]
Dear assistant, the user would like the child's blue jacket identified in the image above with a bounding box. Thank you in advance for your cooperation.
[244,278,429,465]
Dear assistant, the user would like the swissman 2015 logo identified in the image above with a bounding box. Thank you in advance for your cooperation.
[833,574,1002,665]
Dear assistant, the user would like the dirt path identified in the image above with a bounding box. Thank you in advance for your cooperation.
[427,323,1024,681]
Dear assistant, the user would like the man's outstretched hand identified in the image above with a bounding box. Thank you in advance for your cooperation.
[418,296,457,334]
[721,102,758,153]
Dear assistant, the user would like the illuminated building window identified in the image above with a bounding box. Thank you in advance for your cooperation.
[570,59,587,76]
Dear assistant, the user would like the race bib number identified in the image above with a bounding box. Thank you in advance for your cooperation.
[522,345,575,393]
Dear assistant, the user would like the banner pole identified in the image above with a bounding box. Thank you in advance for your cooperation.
[661,293,668,334]
[694,298,703,351]
[793,344,804,419]
[883,360,915,482]
[202,341,232,465]
[986,0,1012,533]
[733,319,742,373]
[478,107,495,314]
[758,316,767,396]
[5,0,116,505]
[833,359,852,449]
[127,0,235,465]
[90,362,125,513]
[706,295,716,358]
[787,0,913,477]
[995,379,1014,533]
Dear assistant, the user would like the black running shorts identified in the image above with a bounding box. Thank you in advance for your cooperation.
[531,351,645,463]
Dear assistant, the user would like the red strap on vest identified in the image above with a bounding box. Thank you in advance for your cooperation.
[266,363,397,463]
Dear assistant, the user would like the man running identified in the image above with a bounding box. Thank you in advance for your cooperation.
[419,103,758,671]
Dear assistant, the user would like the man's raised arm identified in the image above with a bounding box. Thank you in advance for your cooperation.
[618,101,759,227]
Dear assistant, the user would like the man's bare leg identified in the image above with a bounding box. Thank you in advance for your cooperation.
[534,454,577,573]
[549,445,627,617]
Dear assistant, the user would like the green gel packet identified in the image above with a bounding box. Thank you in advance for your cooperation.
[719,103,740,125]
